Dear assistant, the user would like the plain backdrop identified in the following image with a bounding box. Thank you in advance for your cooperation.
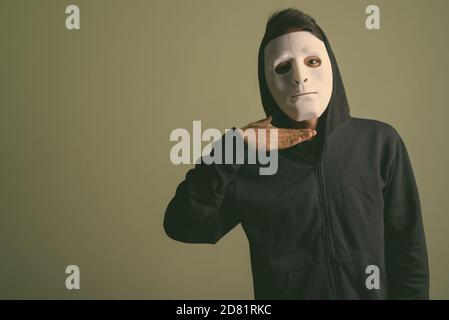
[1,0,448,299]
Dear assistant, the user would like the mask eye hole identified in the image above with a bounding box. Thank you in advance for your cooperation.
[304,56,322,68]
[274,61,291,75]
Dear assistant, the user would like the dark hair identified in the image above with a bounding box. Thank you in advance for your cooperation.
[262,8,325,45]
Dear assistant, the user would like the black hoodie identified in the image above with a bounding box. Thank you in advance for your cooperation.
[164,26,430,300]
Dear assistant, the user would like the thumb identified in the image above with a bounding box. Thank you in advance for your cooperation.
[261,115,272,126]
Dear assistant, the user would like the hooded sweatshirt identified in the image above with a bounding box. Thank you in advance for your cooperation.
[164,26,430,300]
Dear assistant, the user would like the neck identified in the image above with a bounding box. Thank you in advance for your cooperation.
[287,117,319,142]
[289,118,318,130]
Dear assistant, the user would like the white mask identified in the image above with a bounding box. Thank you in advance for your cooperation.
[264,31,333,122]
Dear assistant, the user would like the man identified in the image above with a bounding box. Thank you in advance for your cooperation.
[164,8,429,299]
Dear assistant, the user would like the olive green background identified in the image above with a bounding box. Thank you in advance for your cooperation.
[1,0,448,299]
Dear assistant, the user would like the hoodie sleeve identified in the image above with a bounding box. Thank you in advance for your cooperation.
[383,135,430,299]
[163,128,244,244]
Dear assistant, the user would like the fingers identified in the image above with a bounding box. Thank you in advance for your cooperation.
[277,129,315,141]
[279,128,315,136]
[277,129,317,150]
[240,124,318,151]
[277,135,302,150]
[263,115,273,126]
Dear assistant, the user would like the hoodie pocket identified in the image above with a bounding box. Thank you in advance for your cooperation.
[279,262,334,299]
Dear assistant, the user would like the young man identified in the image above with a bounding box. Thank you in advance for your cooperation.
[164,8,429,299]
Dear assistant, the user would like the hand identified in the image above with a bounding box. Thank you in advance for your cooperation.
[236,115,317,151]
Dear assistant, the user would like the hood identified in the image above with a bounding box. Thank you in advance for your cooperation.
[257,25,351,143]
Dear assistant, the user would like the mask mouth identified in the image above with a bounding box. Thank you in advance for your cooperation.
[290,92,318,100]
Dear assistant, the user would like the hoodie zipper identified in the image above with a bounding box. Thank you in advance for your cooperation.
[315,141,339,299]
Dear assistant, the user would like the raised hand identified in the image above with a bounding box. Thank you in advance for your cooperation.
[236,115,317,151]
